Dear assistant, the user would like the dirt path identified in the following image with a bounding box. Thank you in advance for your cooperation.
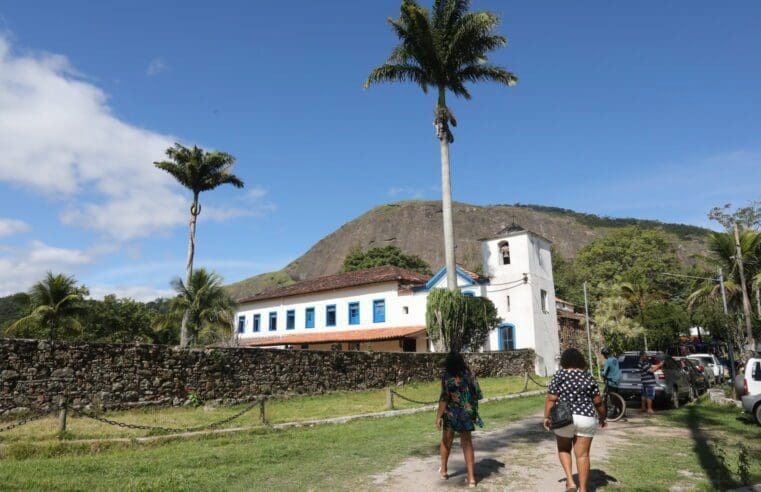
[370,409,681,491]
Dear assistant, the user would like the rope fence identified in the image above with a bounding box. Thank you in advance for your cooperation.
[0,372,550,440]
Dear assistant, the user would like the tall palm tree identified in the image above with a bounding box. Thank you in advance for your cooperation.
[158,268,236,346]
[365,0,517,290]
[6,272,84,340]
[155,144,244,346]
[688,229,761,347]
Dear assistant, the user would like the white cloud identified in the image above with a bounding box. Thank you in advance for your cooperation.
[204,184,276,222]
[0,240,93,295]
[146,57,167,76]
[0,34,188,240]
[0,218,30,237]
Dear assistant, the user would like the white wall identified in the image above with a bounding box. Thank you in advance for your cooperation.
[235,281,425,340]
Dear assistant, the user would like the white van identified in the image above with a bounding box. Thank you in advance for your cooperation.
[740,356,761,425]
[688,353,723,383]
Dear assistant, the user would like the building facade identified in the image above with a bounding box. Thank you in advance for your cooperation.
[234,225,561,375]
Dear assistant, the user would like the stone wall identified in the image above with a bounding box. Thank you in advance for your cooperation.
[0,339,534,413]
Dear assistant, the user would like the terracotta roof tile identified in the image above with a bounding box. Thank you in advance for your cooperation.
[237,266,430,303]
[244,326,427,347]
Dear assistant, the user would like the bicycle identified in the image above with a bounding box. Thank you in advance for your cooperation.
[602,378,626,422]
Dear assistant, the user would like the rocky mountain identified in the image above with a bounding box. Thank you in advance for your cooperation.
[226,201,710,301]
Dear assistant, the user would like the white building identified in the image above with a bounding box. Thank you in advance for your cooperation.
[234,225,561,375]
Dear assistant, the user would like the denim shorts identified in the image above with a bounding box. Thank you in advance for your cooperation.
[641,385,656,400]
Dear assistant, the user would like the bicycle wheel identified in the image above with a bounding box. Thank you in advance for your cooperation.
[606,392,626,422]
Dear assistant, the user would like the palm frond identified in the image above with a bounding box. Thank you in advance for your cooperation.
[457,64,517,87]
[365,63,430,91]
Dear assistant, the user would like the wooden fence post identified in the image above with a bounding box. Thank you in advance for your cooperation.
[259,398,266,425]
[58,400,68,435]
[522,372,529,392]
[386,387,394,410]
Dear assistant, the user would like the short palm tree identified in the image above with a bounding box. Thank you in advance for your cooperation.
[365,0,517,290]
[159,268,236,346]
[155,144,244,346]
[6,272,84,340]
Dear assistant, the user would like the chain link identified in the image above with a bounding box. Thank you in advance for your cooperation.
[70,398,262,434]
[0,409,55,433]
[527,374,549,388]
[390,390,439,406]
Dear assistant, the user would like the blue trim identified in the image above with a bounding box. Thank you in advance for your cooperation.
[305,307,315,329]
[268,311,277,332]
[326,304,336,327]
[237,315,246,334]
[498,323,515,351]
[348,301,360,325]
[373,298,386,323]
[286,309,295,330]
[462,290,475,297]
[424,266,476,289]
[253,314,260,332]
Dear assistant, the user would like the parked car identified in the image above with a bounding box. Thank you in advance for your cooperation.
[617,351,692,408]
[740,356,761,425]
[674,356,708,397]
[688,353,723,384]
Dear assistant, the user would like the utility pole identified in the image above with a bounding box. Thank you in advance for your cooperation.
[583,282,596,377]
[733,223,755,351]
[719,268,737,394]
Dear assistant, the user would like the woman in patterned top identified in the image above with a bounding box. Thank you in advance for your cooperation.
[543,348,607,492]
[436,351,483,488]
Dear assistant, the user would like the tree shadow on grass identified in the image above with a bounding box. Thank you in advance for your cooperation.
[685,404,741,490]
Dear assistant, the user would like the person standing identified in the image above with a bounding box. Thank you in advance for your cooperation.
[436,351,483,488]
[601,347,621,392]
[544,348,607,492]
[639,351,662,414]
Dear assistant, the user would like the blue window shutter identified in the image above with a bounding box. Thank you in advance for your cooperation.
[305,307,315,328]
[253,314,260,332]
[286,310,295,330]
[348,302,359,325]
[373,300,385,323]
[237,316,245,334]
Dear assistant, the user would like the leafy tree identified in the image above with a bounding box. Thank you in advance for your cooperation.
[0,293,30,330]
[155,143,245,347]
[708,201,761,230]
[342,245,432,275]
[551,248,584,307]
[366,0,517,291]
[157,269,236,346]
[5,272,86,340]
[425,288,500,352]
[594,283,644,352]
[571,227,687,309]
[80,296,173,344]
[641,302,690,351]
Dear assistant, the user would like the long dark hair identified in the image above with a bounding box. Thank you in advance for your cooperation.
[444,351,467,376]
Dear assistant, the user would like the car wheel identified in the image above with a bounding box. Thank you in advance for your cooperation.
[671,387,680,409]
[755,403,761,426]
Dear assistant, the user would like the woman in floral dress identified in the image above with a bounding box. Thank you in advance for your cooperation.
[436,351,483,487]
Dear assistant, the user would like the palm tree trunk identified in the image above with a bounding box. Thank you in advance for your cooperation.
[180,194,200,347]
[734,223,755,350]
[435,89,457,292]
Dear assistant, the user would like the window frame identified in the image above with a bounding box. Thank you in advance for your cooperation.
[326,304,337,327]
[286,309,295,330]
[541,289,549,313]
[253,314,260,332]
[373,299,386,323]
[499,324,515,351]
[268,311,277,331]
[348,301,360,325]
[305,307,315,329]
[237,315,246,334]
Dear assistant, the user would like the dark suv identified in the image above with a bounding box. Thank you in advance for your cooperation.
[616,351,692,408]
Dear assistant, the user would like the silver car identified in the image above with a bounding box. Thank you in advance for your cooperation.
[616,351,693,408]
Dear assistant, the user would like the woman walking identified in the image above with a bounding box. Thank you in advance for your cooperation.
[543,348,607,492]
[436,351,483,488]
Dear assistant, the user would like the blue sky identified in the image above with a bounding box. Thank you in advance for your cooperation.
[0,1,759,299]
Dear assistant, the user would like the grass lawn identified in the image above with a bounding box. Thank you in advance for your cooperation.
[0,392,546,490]
[604,397,761,491]
[0,374,546,443]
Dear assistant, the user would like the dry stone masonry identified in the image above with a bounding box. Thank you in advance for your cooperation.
[0,338,533,413]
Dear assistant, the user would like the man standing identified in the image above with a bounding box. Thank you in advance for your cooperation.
[639,351,662,414]
[601,347,620,392]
